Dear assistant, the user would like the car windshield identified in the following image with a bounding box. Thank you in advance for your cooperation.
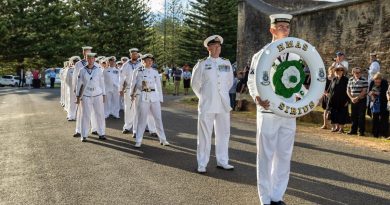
[2,76,12,79]
[14,76,20,80]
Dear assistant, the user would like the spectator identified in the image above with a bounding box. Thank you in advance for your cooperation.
[161,69,167,88]
[32,69,41,88]
[332,51,349,76]
[321,66,335,129]
[368,52,380,85]
[235,72,244,111]
[25,69,33,89]
[173,66,183,95]
[48,68,56,88]
[182,64,192,95]
[347,67,368,136]
[368,73,389,138]
[229,72,238,110]
[327,64,350,133]
[18,68,25,87]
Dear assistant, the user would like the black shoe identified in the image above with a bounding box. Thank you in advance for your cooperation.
[150,133,158,137]
[73,133,81,137]
[122,129,131,134]
[99,135,106,140]
[81,137,87,142]
[145,129,149,133]
[271,201,286,205]
[132,134,136,139]
[358,133,365,136]
[347,131,357,135]
[91,131,98,135]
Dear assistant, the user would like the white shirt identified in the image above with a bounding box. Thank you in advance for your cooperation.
[191,56,233,113]
[130,67,163,103]
[76,65,105,97]
[119,60,142,91]
[103,67,120,92]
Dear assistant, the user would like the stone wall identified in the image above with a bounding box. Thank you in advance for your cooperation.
[237,0,390,73]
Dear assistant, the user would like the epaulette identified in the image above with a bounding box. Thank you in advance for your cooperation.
[198,57,207,62]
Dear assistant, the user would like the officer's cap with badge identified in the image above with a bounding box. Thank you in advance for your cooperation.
[86,53,97,58]
[141,53,155,61]
[204,35,223,48]
[82,46,93,50]
[129,48,139,53]
[269,14,293,25]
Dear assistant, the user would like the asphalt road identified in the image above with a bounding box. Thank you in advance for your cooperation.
[0,87,389,205]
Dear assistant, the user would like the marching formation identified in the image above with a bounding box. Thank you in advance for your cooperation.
[59,46,169,147]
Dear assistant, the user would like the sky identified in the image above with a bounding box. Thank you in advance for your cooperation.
[149,0,190,13]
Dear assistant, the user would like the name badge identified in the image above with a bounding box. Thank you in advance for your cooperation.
[218,65,230,72]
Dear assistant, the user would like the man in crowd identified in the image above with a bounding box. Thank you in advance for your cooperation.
[191,35,234,174]
[173,65,183,95]
[49,68,57,88]
[120,48,142,135]
[368,52,380,85]
[103,56,120,119]
[332,51,349,76]
[347,67,368,136]
[248,14,298,205]
[75,52,106,142]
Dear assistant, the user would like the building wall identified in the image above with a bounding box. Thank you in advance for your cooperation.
[237,0,390,72]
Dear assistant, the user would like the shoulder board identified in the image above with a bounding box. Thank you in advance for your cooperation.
[198,57,207,62]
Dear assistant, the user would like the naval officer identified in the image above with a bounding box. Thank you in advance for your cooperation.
[191,35,234,173]
[75,52,106,142]
[248,14,297,205]
[129,54,169,148]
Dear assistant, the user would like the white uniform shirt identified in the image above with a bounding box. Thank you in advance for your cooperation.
[191,56,233,113]
[368,61,380,82]
[65,67,75,88]
[130,67,163,103]
[103,67,120,93]
[119,60,142,91]
[248,45,300,112]
[76,65,105,97]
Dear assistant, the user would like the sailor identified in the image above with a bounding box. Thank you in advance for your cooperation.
[75,53,106,142]
[191,35,234,173]
[120,48,142,134]
[65,56,81,121]
[129,54,169,148]
[103,56,120,118]
[60,62,68,108]
[247,14,297,205]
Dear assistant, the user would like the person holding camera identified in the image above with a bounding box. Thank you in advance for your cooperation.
[368,73,389,138]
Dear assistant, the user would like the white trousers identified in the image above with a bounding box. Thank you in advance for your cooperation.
[256,112,296,205]
[66,85,77,119]
[104,90,120,118]
[135,101,167,143]
[147,113,156,133]
[60,82,65,105]
[80,95,105,138]
[197,112,230,168]
[123,91,136,131]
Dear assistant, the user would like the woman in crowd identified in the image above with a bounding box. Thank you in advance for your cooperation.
[25,69,33,89]
[327,64,350,133]
[321,66,335,129]
[182,64,192,95]
[369,73,389,138]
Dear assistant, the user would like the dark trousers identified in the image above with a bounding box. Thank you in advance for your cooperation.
[350,100,366,134]
[372,111,389,137]
[229,93,236,110]
[50,78,55,88]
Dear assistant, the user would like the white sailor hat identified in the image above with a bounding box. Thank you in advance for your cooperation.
[116,61,122,64]
[86,53,97,58]
[203,35,223,47]
[82,46,93,50]
[69,56,81,62]
[107,56,116,61]
[269,14,293,24]
[370,52,377,56]
[121,57,129,61]
[129,48,139,53]
[141,53,155,60]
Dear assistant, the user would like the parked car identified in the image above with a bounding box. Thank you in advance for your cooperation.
[0,75,20,87]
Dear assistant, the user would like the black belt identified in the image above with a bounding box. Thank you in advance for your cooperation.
[142,89,155,92]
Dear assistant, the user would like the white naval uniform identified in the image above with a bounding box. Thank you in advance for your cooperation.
[65,66,77,120]
[120,60,142,132]
[248,46,299,205]
[191,56,233,168]
[103,67,120,118]
[76,65,106,138]
[129,67,167,144]
[60,67,67,107]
